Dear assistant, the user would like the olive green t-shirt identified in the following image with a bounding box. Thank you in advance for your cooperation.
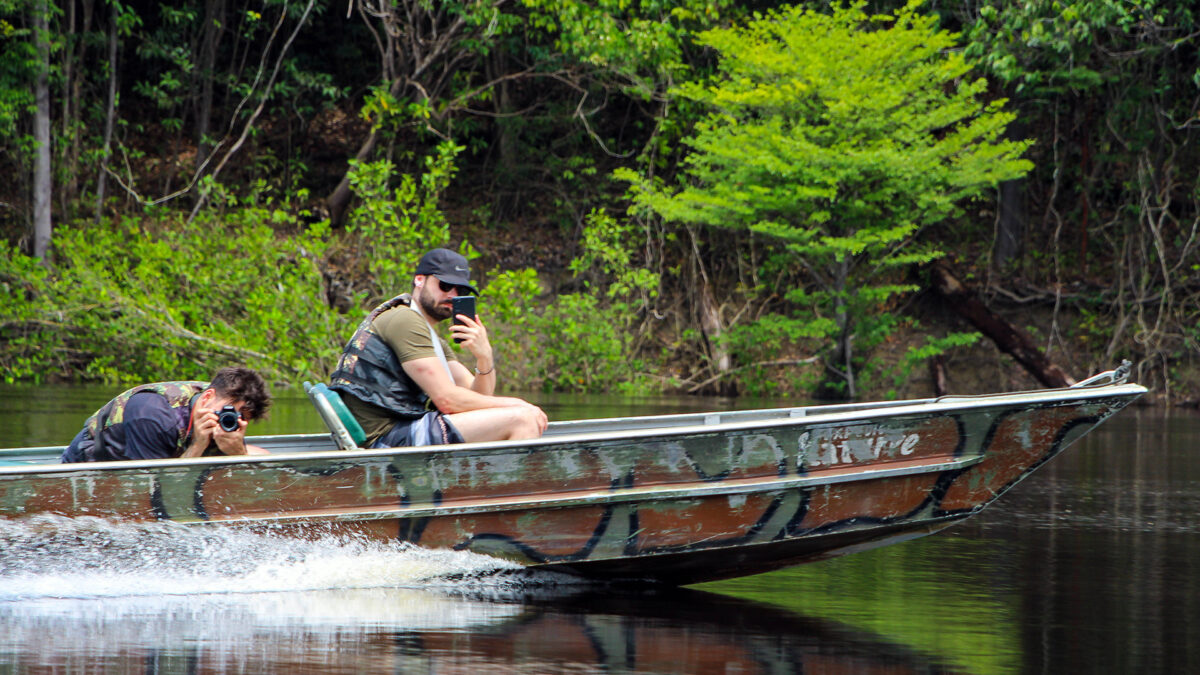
[343,305,458,444]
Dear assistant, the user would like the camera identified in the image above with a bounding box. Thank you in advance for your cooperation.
[215,405,242,432]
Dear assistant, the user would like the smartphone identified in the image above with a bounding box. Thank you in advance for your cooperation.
[451,296,476,343]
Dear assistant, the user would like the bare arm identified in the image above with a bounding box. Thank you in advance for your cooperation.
[403,356,529,414]
[449,313,495,396]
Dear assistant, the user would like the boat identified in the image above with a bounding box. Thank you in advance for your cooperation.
[0,364,1144,584]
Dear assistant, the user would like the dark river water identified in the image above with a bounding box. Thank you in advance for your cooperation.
[0,385,1197,674]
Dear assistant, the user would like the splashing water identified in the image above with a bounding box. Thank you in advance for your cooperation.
[0,514,576,601]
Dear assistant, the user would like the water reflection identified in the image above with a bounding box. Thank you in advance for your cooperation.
[0,513,970,672]
[0,586,968,674]
[948,406,1200,675]
[704,405,1200,675]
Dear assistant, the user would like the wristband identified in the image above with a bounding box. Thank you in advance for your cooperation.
[474,365,494,375]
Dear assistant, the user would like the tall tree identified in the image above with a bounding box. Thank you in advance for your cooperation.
[31,0,50,259]
[624,1,1032,398]
[194,0,226,171]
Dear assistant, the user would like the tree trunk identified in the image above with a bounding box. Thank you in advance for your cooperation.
[993,122,1027,269]
[95,4,119,221]
[196,0,226,171]
[994,179,1025,268]
[32,0,52,260]
[929,262,1075,388]
[492,51,517,178]
[696,280,731,391]
[929,354,947,397]
[324,78,403,226]
[682,226,731,393]
[325,129,381,227]
[60,0,94,213]
[59,0,74,213]
[835,257,855,399]
[817,256,855,400]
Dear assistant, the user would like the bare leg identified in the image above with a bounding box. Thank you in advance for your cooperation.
[446,405,546,443]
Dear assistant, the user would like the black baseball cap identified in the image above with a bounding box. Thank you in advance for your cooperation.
[416,248,479,295]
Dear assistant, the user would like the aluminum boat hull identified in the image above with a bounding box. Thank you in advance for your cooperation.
[0,381,1145,584]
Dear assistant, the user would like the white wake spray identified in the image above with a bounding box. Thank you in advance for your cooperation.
[0,514,582,601]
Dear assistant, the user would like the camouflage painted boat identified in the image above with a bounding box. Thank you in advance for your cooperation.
[0,366,1144,584]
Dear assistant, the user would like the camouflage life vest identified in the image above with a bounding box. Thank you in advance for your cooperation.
[329,294,432,420]
[83,381,207,461]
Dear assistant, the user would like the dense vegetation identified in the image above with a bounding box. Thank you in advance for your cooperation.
[1,0,1197,403]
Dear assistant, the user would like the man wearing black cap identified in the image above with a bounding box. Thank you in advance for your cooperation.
[329,248,547,447]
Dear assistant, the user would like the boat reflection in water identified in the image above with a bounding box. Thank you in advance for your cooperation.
[0,514,968,673]
[0,584,968,674]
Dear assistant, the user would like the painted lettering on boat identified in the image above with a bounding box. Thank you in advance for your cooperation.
[798,426,921,468]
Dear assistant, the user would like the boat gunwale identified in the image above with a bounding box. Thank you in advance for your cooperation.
[0,382,1147,477]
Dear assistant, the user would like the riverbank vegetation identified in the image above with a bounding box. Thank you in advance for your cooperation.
[1,0,1198,404]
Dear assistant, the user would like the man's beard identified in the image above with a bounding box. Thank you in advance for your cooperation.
[418,283,452,321]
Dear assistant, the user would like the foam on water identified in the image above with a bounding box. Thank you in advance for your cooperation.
[0,514,577,601]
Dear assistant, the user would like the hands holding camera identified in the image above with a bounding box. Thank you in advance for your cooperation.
[181,397,257,458]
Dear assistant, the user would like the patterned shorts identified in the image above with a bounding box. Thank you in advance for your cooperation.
[372,410,465,448]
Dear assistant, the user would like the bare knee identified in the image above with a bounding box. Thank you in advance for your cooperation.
[506,405,544,440]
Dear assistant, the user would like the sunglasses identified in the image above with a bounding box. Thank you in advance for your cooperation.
[435,278,472,296]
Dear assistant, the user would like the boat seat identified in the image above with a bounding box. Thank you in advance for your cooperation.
[303,382,367,451]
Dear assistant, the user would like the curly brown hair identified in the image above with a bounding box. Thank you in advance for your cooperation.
[209,367,271,421]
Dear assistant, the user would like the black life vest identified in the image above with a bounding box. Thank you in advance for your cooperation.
[329,294,432,419]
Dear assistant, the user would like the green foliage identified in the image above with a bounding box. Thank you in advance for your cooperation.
[473,210,659,394]
[472,267,542,388]
[0,239,51,382]
[719,313,835,397]
[507,0,742,211]
[569,208,659,300]
[533,292,653,394]
[537,208,658,393]
[3,0,1195,401]
[346,140,462,298]
[889,332,981,399]
[0,208,343,384]
[521,0,738,97]
[964,0,1161,94]
[360,84,430,132]
[0,0,42,169]
[623,0,1032,398]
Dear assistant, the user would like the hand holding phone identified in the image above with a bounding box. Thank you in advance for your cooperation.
[451,296,476,343]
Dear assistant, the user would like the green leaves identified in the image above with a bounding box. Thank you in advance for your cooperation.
[0,208,343,384]
[623,0,1031,398]
[569,208,659,300]
[345,140,462,299]
[964,0,1146,92]
[521,0,734,85]
[646,2,1031,242]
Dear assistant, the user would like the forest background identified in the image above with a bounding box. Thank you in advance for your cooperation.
[1,0,1197,405]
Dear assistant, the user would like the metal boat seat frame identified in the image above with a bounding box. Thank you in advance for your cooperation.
[303,382,367,451]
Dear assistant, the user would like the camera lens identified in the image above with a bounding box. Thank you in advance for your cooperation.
[216,405,241,432]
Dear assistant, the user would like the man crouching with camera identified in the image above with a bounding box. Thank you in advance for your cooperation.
[60,366,272,462]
